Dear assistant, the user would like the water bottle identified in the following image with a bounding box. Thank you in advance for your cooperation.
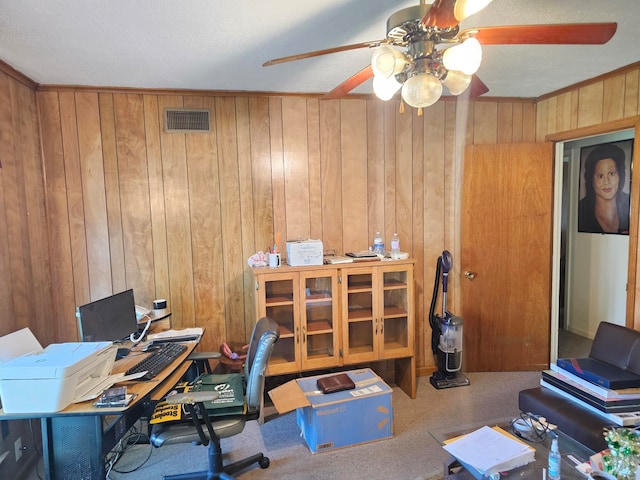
[390,233,400,259]
[548,437,561,480]
[373,232,384,255]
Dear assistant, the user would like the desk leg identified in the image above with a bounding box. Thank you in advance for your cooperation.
[41,415,105,480]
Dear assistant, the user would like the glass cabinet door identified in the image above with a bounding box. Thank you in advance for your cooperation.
[379,266,413,358]
[342,268,377,363]
[300,270,340,369]
[258,273,301,374]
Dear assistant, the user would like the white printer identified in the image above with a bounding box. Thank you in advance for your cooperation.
[0,328,118,413]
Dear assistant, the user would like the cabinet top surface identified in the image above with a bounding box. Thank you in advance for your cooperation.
[251,258,416,275]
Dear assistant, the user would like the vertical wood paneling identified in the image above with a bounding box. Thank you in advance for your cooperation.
[319,100,342,252]
[76,92,111,300]
[182,95,225,346]
[249,97,273,254]
[268,98,286,247]
[0,74,20,334]
[603,74,626,122]
[473,102,498,144]
[282,97,310,239]
[624,70,639,118]
[307,99,323,241]
[114,94,155,305]
[235,97,259,339]
[367,101,385,241]
[577,82,604,127]
[497,103,513,143]
[395,104,413,249]
[38,91,77,341]
[340,99,368,250]
[142,95,169,304]
[59,92,90,311]
[215,97,244,341]
[15,81,51,339]
[383,101,397,244]
[99,93,127,294]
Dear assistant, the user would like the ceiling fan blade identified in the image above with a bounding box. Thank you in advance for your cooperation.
[322,66,373,100]
[469,75,489,98]
[421,0,458,29]
[462,23,617,45]
[263,40,391,67]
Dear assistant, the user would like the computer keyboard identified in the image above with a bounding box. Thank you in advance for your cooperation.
[125,343,188,380]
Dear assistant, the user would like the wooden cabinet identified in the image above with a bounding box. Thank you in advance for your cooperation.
[252,259,416,398]
[253,268,340,375]
[341,264,414,364]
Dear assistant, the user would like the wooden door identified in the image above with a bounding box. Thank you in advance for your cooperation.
[461,143,554,371]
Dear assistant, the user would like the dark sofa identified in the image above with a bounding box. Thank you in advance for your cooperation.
[519,321,640,452]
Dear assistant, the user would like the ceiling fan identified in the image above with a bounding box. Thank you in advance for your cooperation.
[263,0,617,110]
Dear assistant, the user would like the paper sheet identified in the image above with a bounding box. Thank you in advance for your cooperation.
[443,425,535,476]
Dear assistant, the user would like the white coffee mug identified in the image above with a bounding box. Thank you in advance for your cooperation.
[269,253,281,268]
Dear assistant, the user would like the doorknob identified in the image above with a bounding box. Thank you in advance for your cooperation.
[464,271,476,280]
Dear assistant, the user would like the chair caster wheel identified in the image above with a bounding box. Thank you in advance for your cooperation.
[259,456,270,469]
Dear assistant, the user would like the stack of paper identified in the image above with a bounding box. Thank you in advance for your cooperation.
[443,426,536,477]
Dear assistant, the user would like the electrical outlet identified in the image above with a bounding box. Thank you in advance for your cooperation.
[14,437,22,461]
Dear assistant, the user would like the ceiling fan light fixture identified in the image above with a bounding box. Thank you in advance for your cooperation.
[371,45,407,78]
[373,74,402,101]
[454,0,494,21]
[401,73,443,108]
[443,70,472,95]
[443,37,482,75]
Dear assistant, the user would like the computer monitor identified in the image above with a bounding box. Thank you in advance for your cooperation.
[77,289,138,346]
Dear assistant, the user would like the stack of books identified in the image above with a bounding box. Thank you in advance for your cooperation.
[541,358,640,426]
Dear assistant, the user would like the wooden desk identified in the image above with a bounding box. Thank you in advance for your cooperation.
[0,340,199,480]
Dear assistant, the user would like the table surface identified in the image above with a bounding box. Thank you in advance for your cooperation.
[430,417,595,480]
[0,339,199,419]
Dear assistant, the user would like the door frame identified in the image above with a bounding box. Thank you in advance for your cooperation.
[548,117,640,361]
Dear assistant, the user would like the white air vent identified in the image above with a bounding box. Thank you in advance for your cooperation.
[164,108,211,133]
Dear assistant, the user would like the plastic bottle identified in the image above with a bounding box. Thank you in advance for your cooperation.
[373,232,384,255]
[390,233,400,259]
[548,437,561,480]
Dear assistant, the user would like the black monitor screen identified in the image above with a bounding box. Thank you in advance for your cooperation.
[77,289,137,343]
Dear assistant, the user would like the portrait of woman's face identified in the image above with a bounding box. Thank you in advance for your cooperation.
[592,158,619,201]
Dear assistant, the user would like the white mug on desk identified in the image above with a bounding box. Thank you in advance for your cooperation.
[268,253,281,268]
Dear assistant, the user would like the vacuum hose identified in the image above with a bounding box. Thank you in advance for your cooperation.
[428,255,443,355]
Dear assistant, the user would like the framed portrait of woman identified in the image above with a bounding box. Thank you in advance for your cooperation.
[578,138,633,234]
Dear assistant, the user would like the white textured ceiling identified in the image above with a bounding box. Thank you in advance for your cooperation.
[0,0,638,99]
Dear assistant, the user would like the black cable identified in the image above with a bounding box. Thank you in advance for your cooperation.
[509,412,551,443]
[106,421,153,477]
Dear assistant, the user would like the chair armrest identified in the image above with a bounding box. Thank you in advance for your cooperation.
[166,391,219,405]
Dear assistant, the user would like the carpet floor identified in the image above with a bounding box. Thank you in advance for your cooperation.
[101,371,540,480]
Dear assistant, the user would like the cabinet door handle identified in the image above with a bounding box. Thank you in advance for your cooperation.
[302,326,306,343]
[380,318,384,334]
[296,326,300,344]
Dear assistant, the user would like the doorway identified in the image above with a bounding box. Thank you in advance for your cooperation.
[556,129,634,359]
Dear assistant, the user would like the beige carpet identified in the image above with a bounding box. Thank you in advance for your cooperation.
[103,371,540,480]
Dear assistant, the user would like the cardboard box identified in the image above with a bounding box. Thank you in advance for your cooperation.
[286,239,323,266]
[269,368,393,453]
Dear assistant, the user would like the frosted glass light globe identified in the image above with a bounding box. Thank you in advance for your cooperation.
[443,70,472,95]
[401,73,443,108]
[373,75,402,101]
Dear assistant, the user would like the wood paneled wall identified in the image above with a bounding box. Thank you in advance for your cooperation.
[0,68,53,345]
[2,58,537,374]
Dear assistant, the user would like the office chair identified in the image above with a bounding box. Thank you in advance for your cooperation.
[150,316,280,480]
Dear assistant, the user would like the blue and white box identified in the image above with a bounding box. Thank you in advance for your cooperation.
[269,368,393,453]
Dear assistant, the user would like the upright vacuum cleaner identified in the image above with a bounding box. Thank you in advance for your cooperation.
[429,250,470,389]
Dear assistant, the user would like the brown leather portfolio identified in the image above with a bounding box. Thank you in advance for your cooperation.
[317,373,356,394]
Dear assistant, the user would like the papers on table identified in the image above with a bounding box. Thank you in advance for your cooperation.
[443,425,535,477]
[148,327,203,341]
